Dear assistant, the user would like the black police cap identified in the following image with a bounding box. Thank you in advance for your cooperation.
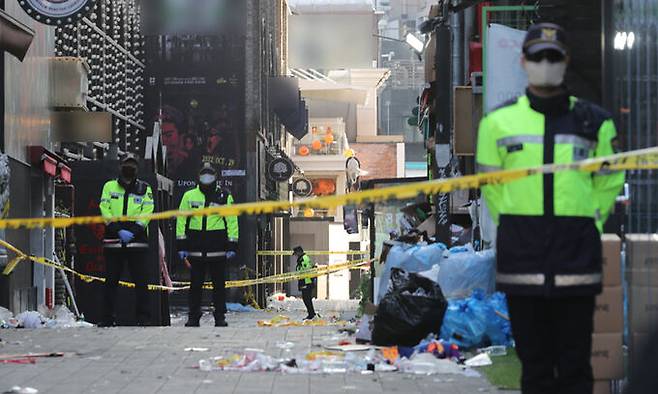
[523,23,569,56]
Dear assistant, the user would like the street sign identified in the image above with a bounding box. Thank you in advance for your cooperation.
[292,177,313,197]
[267,157,294,182]
[19,0,96,25]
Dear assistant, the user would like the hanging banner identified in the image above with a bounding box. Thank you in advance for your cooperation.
[18,0,96,25]
[485,23,527,112]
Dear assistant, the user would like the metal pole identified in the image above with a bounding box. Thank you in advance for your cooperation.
[52,253,81,318]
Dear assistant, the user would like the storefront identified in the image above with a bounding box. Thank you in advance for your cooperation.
[608,0,658,233]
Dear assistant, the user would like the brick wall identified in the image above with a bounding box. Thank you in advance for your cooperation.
[351,143,398,180]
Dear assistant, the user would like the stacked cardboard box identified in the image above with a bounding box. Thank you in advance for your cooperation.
[626,234,658,369]
[591,234,624,388]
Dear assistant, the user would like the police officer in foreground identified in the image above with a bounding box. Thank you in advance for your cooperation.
[177,163,238,327]
[476,23,625,393]
[99,153,155,326]
[293,246,316,320]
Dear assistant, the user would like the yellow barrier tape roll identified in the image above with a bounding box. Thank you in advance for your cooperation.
[256,250,369,256]
[0,239,372,291]
[0,147,655,230]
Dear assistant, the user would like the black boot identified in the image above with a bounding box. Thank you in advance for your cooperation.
[214,315,228,327]
[185,314,201,327]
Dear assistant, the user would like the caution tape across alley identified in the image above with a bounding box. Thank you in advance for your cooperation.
[0,146,656,231]
[256,250,369,256]
[0,239,372,291]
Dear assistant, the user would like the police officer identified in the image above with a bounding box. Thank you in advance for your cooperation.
[293,246,316,320]
[99,153,155,326]
[177,163,238,327]
[477,23,625,393]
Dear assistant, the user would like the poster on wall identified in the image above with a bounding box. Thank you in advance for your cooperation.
[485,23,528,112]
[145,29,246,203]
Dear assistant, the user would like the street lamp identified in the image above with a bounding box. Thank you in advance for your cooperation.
[405,33,425,53]
[373,33,425,61]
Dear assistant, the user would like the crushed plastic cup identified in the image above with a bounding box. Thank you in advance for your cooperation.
[198,359,213,372]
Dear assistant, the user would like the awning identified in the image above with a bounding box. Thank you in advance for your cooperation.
[298,79,368,105]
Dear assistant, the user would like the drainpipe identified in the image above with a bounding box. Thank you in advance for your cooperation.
[451,1,465,86]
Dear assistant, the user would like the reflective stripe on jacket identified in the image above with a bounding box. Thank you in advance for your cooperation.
[99,179,154,249]
[476,93,625,296]
[176,186,239,254]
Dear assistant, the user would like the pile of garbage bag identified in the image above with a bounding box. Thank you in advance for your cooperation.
[372,268,447,347]
[0,305,93,329]
[440,289,513,349]
[376,242,445,303]
[377,243,496,302]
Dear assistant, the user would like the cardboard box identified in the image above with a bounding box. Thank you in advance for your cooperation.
[601,234,621,286]
[591,333,623,380]
[626,234,658,286]
[629,285,658,332]
[593,380,611,394]
[594,286,623,333]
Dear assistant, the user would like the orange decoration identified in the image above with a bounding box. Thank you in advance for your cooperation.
[312,178,336,196]
[298,145,310,156]
[311,140,323,151]
[324,134,334,144]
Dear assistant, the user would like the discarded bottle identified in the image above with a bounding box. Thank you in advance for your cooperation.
[479,345,507,357]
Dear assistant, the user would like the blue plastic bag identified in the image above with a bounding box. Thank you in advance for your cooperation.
[437,246,496,299]
[439,290,514,349]
[376,242,446,303]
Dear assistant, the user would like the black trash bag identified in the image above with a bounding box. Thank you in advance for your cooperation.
[372,267,448,347]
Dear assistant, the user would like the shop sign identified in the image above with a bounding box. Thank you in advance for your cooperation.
[19,0,96,25]
[267,157,294,182]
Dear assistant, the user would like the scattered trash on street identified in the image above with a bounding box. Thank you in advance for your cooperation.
[464,353,493,367]
[1,306,92,329]
[5,387,38,394]
[225,303,257,313]
[256,315,349,327]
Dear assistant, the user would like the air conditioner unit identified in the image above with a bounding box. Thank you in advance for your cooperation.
[49,57,90,109]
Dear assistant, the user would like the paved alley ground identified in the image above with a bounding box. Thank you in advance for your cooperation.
[0,308,504,394]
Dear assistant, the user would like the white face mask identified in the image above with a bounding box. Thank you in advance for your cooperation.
[199,174,216,185]
[523,59,567,87]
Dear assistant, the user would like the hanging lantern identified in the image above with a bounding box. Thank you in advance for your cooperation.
[298,145,310,156]
[311,140,323,151]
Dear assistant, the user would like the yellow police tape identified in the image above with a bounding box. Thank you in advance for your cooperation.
[0,146,656,231]
[256,250,369,256]
[0,239,372,291]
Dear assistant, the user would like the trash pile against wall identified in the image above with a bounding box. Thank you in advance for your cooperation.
[0,306,93,329]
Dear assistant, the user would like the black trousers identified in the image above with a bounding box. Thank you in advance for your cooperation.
[189,256,226,320]
[300,284,315,317]
[507,295,595,394]
[103,249,150,325]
